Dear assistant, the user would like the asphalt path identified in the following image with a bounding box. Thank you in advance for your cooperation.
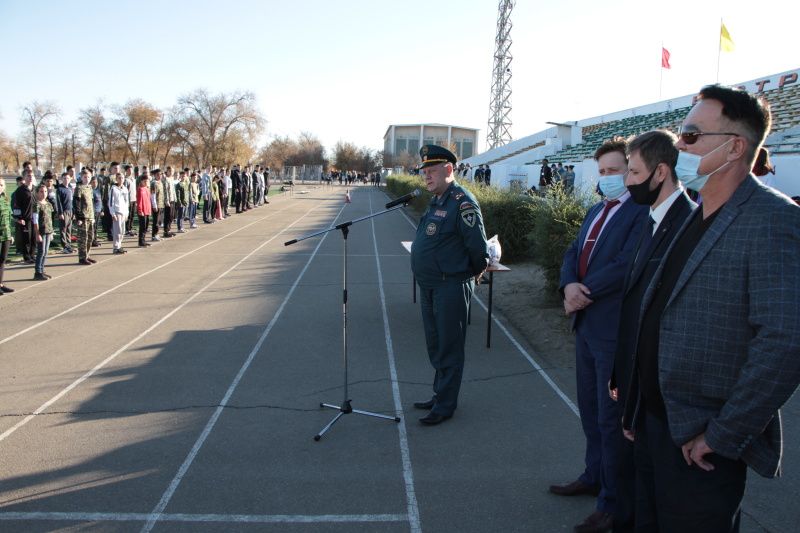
[0,185,797,532]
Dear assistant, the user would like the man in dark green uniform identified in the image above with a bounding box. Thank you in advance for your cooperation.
[74,169,96,265]
[410,145,489,425]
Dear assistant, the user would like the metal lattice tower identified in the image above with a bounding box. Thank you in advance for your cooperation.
[486,0,514,151]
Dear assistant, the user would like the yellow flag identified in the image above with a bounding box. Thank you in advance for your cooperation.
[720,23,735,52]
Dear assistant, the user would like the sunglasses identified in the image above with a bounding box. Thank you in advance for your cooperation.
[679,130,739,145]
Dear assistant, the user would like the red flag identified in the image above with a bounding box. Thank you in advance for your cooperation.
[662,47,671,69]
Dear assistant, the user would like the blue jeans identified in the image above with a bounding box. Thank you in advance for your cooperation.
[188,203,197,225]
[35,233,52,273]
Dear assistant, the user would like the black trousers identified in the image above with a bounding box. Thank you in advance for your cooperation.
[138,214,149,245]
[127,202,137,232]
[633,411,746,533]
[203,196,212,222]
[0,240,9,284]
[151,209,163,238]
[163,204,173,234]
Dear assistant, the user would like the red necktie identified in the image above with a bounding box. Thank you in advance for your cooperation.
[578,200,620,280]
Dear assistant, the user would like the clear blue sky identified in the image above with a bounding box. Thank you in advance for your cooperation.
[0,0,795,155]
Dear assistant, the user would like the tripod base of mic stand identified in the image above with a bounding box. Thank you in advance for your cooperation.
[314,399,401,441]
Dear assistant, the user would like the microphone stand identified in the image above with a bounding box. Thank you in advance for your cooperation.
[285,203,409,441]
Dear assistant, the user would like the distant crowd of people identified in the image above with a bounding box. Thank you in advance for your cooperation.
[322,171,381,186]
[0,161,272,293]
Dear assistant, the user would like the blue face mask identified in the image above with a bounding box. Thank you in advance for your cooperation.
[597,173,627,200]
[675,138,733,192]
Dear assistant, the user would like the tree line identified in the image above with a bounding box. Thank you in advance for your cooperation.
[0,89,394,176]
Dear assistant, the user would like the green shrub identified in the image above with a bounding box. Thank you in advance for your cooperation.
[529,182,598,292]
[385,175,538,263]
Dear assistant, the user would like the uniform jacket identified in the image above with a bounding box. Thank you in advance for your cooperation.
[0,194,13,242]
[73,184,94,221]
[34,201,54,235]
[176,180,191,206]
[411,181,489,287]
[150,180,165,208]
[559,196,648,340]
[625,176,800,478]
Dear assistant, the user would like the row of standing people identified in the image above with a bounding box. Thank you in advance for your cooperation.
[0,162,271,291]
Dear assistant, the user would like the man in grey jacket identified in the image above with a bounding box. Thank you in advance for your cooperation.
[623,84,800,532]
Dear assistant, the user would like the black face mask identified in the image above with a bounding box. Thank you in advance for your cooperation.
[626,167,664,206]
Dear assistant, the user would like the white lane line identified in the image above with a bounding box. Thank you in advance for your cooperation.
[370,198,422,533]
[140,201,350,533]
[470,293,580,418]
[0,511,407,524]
[0,204,298,347]
[0,200,333,444]
[387,187,579,418]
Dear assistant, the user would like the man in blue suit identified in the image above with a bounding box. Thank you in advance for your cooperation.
[624,84,800,532]
[552,138,648,533]
[609,130,697,533]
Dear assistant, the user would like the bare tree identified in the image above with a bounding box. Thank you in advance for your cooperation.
[112,99,163,164]
[257,136,298,174]
[19,100,60,170]
[177,89,265,165]
[332,140,360,172]
[80,101,114,165]
[296,131,327,168]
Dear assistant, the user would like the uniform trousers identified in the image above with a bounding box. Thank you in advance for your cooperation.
[419,279,474,417]
[633,410,746,533]
[77,220,94,260]
[575,333,618,515]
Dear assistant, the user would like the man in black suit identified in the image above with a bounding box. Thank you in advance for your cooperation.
[231,165,242,213]
[242,165,252,211]
[610,130,696,532]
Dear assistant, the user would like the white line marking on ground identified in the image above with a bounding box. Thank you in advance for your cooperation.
[0,511,407,524]
[0,200,333,444]
[470,294,580,417]
[370,197,422,533]
[0,204,297,347]
[140,201,350,533]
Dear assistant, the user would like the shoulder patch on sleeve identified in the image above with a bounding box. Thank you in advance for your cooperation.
[461,209,477,227]
[460,201,473,210]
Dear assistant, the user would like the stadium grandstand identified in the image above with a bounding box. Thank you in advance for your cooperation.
[462,67,800,197]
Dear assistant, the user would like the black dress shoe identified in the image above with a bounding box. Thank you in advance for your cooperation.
[413,399,435,410]
[419,413,452,425]
[548,479,601,497]
[0,285,14,293]
[573,510,613,533]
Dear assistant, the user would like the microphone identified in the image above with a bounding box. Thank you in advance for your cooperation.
[386,189,421,209]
